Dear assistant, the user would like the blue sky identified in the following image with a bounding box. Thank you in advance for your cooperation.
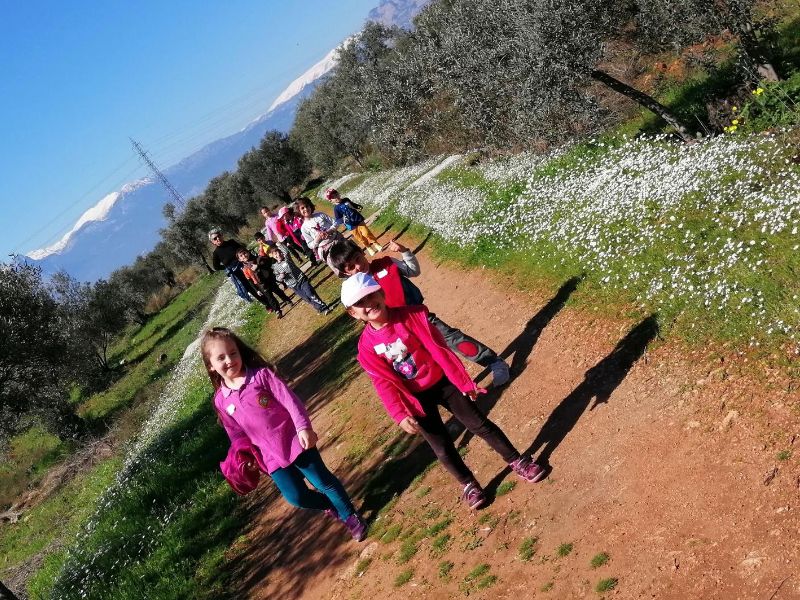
[0,0,378,258]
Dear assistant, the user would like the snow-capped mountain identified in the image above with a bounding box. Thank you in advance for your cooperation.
[367,0,430,28]
[25,0,430,282]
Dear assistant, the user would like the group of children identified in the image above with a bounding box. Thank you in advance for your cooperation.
[201,187,543,544]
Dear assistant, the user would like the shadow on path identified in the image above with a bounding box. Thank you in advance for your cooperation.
[477,275,583,385]
[456,276,582,447]
[484,314,659,495]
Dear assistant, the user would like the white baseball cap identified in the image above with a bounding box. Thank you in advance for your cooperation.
[341,272,382,308]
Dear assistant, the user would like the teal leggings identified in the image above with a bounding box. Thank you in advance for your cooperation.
[269,448,355,520]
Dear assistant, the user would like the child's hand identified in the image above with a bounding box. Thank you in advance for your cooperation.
[298,428,318,449]
[465,388,487,401]
[399,416,420,434]
[386,240,408,253]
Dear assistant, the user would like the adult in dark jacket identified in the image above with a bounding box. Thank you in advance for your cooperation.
[209,228,274,305]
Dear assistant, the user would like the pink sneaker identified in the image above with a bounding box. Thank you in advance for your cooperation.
[461,481,487,510]
[344,512,368,542]
[509,456,546,483]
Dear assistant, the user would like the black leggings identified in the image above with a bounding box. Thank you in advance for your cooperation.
[415,378,520,485]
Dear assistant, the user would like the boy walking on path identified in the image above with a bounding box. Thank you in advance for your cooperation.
[268,246,332,315]
[236,248,291,318]
[328,239,511,387]
[325,188,382,256]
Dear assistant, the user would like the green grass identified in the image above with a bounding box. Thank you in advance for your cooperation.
[430,533,452,558]
[0,457,120,575]
[596,577,619,593]
[460,564,496,595]
[476,575,498,589]
[394,568,414,587]
[397,537,420,564]
[541,581,554,592]
[590,552,610,569]
[426,516,453,537]
[519,536,539,561]
[416,486,432,498]
[477,513,500,530]
[355,558,372,576]
[495,481,516,496]
[380,524,403,544]
[23,291,269,600]
[79,273,223,423]
[557,542,574,557]
[465,563,491,581]
[0,426,74,508]
[438,560,454,579]
[777,449,792,461]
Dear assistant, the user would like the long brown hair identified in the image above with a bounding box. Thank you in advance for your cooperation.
[200,327,274,390]
[295,196,315,214]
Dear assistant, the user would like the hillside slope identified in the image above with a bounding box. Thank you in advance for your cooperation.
[228,229,798,600]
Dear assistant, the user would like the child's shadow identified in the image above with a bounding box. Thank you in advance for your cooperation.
[483,314,660,496]
[479,275,583,383]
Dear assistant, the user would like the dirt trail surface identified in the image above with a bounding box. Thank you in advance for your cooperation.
[227,230,799,600]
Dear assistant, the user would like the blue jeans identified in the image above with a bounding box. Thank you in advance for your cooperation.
[269,448,355,520]
[291,279,328,312]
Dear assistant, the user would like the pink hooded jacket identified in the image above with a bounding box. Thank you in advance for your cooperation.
[357,305,477,424]
[214,367,313,492]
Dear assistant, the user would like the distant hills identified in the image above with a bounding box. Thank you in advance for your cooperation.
[26,0,430,282]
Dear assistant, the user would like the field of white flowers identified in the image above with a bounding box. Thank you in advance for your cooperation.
[341,131,800,348]
[47,282,250,599]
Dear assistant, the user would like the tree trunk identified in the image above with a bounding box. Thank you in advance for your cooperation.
[198,252,214,274]
[590,70,697,143]
[735,20,781,82]
[1,579,22,600]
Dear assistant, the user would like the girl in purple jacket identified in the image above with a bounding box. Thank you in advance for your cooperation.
[201,327,367,541]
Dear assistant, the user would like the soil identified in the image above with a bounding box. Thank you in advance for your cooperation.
[224,225,800,600]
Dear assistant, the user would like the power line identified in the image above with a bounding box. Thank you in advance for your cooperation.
[130,138,186,210]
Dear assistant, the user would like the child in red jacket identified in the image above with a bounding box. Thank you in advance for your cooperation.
[342,273,544,509]
[329,239,511,387]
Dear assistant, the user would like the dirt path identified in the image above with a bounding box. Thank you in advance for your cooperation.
[228,227,800,600]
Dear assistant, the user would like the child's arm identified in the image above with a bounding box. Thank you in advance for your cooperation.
[357,350,418,425]
[411,306,478,394]
[387,241,421,278]
[242,266,259,285]
[302,222,320,249]
[344,198,363,211]
[259,368,313,433]
[271,263,285,281]
[332,204,345,228]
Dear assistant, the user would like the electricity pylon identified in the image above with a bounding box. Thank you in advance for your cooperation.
[130,138,186,210]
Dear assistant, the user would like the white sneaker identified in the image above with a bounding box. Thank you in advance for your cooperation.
[366,247,376,256]
[489,360,511,387]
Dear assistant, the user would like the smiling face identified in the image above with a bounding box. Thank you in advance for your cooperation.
[204,338,244,384]
[297,202,313,219]
[341,252,371,276]
[346,289,389,327]
[236,250,249,263]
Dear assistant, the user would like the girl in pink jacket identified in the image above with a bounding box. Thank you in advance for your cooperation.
[201,327,366,541]
[341,274,545,509]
